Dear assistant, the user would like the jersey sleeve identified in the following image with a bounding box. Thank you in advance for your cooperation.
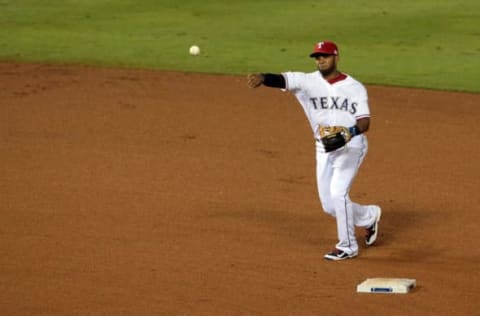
[281,71,307,92]
[354,84,370,119]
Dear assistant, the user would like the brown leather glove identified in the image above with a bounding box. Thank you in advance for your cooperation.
[318,126,353,152]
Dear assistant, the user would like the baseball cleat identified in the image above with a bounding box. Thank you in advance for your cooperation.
[324,249,358,261]
[365,205,382,246]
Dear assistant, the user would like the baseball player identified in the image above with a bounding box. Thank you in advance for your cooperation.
[247,41,381,261]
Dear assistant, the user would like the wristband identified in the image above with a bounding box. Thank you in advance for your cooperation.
[349,125,361,137]
[261,73,286,88]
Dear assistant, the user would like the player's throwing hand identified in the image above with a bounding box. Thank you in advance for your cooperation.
[247,73,264,88]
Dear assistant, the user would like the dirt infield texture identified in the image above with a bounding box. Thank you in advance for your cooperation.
[1,62,479,315]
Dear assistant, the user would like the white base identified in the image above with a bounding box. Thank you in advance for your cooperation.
[356,278,416,294]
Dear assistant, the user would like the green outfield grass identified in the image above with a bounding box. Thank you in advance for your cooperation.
[0,0,479,92]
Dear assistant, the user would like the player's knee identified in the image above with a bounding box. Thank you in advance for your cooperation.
[320,200,336,216]
[322,207,336,217]
[318,192,338,216]
[330,190,348,203]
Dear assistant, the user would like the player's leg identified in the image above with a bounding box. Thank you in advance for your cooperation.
[352,202,382,246]
[315,142,335,217]
[330,167,357,255]
[352,203,378,227]
[348,139,380,229]
[328,145,368,255]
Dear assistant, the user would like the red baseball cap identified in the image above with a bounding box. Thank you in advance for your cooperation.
[309,41,339,57]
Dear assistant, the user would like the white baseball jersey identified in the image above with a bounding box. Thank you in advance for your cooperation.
[282,71,370,150]
[280,70,378,256]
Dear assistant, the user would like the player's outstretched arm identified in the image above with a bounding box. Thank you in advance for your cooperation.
[247,73,286,89]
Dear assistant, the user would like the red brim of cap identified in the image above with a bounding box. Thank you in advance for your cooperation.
[309,50,338,57]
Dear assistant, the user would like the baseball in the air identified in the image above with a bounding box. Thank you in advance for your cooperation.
[189,45,200,56]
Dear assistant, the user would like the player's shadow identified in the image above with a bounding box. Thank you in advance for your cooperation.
[208,202,431,251]
[358,203,430,249]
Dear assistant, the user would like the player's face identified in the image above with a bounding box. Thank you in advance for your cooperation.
[314,54,338,77]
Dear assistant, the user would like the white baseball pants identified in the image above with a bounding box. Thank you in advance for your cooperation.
[315,137,378,255]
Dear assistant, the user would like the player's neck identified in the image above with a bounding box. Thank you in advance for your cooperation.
[321,69,340,81]
[322,70,346,84]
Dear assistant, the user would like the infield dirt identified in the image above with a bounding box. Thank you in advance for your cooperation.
[1,62,479,315]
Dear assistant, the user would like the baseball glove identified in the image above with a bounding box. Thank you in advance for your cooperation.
[318,126,353,152]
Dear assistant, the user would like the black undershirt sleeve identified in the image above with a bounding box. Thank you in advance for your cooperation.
[261,73,286,88]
